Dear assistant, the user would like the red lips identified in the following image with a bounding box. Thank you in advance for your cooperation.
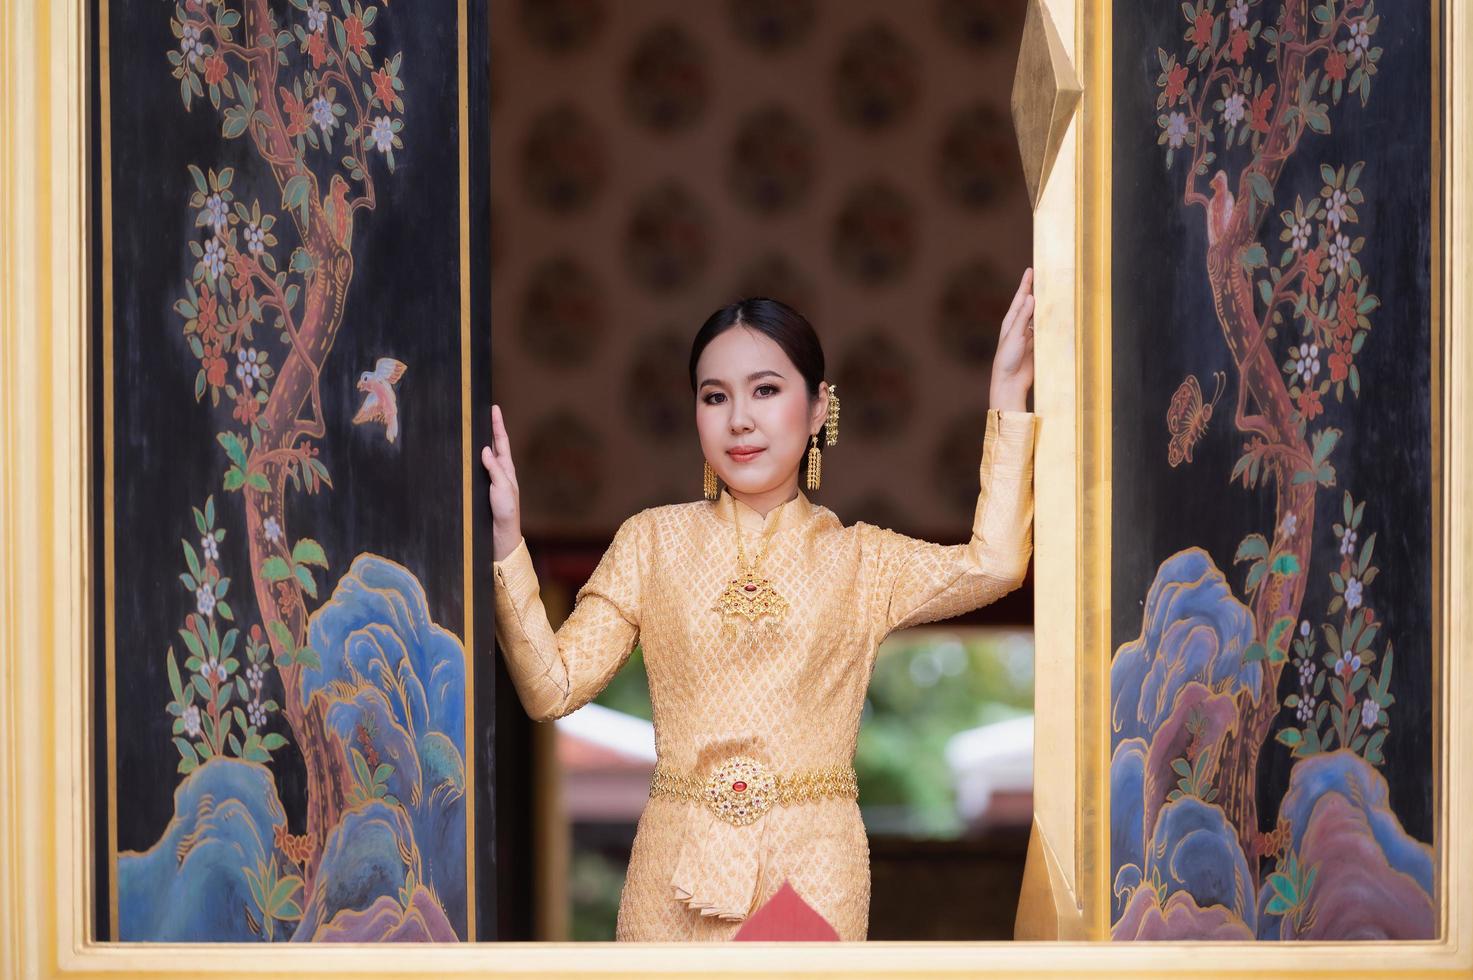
[728,447,765,461]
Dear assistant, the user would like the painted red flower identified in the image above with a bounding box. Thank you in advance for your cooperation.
[203,54,228,86]
[281,86,309,137]
[1228,28,1249,64]
[1164,64,1189,105]
[197,286,219,332]
[306,30,330,69]
[1249,83,1276,133]
[205,351,228,388]
[371,66,396,108]
[1190,10,1215,47]
[275,581,295,617]
[345,15,367,56]
[1325,49,1348,82]
[231,262,255,301]
[1296,386,1323,420]
[233,392,261,425]
[1329,336,1353,382]
[1303,244,1326,293]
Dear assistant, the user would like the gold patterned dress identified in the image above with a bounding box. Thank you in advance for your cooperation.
[491,408,1038,941]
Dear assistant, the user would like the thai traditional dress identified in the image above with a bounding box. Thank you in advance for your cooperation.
[491,408,1038,940]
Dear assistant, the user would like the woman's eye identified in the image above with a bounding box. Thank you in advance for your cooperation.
[703,386,775,404]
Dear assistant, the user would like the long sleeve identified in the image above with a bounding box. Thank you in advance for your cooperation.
[491,512,648,722]
[864,408,1038,635]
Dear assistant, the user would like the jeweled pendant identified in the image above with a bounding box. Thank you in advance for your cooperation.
[714,566,789,641]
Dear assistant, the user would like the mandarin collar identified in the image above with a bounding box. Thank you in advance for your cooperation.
[709,487,814,534]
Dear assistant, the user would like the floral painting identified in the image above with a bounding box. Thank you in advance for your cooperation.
[94,0,490,941]
[1109,0,1436,940]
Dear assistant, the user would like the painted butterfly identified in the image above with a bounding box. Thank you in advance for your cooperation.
[1167,371,1227,467]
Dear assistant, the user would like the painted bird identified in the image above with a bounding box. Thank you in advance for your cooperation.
[323,173,353,249]
[353,357,408,443]
[1207,169,1235,247]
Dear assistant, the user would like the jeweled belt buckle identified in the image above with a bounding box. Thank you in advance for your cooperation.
[704,754,777,826]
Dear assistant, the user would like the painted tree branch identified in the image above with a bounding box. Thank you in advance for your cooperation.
[1185,0,1365,876]
[188,0,362,889]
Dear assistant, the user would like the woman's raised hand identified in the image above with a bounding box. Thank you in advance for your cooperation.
[481,404,523,562]
[990,267,1035,413]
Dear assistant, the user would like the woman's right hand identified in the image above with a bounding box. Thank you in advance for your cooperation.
[482,404,523,562]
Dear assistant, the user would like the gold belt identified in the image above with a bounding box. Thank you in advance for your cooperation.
[649,754,859,826]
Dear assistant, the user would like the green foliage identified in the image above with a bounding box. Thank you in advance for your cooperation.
[1166,744,1219,804]
[1264,850,1318,933]
[259,536,329,600]
[167,496,286,770]
[348,747,400,809]
[1292,427,1341,486]
[1276,493,1392,765]
[243,856,304,942]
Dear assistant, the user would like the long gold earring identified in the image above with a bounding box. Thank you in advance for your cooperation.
[825,383,840,446]
[703,459,719,500]
[805,433,822,490]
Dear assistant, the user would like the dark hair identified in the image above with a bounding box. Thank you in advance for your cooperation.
[687,297,825,399]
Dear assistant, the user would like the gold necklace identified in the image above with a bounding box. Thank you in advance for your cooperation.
[713,493,790,642]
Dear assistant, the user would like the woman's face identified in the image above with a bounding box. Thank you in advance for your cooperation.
[695,326,825,497]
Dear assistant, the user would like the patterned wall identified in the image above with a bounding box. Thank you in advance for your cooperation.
[491,0,1030,538]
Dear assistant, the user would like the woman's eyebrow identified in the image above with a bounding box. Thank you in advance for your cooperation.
[698,369,786,389]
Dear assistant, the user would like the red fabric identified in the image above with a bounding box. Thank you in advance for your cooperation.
[732,879,841,942]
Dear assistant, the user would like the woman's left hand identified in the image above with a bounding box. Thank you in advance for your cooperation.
[990,267,1035,413]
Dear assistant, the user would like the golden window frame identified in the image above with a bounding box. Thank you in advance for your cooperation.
[1,0,1469,975]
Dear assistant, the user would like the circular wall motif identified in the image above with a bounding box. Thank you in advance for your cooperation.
[518,255,605,367]
[831,180,917,285]
[624,326,692,441]
[727,0,816,52]
[730,252,817,316]
[932,409,990,520]
[836,328,915,440]
[518,0,606,54]
[624,181,712,293]
[624,22,710,133]
[522,409,604,520]
[521,103,608,214]
[936,0,1014,51]
[728,104,816,215]
[937,102,1015,209]
[833,22,920,130]
[936,257,1013,365]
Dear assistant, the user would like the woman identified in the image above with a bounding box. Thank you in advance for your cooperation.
[481,268,1037,941]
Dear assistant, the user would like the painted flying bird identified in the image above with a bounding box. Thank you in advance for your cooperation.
[1207,169,1235,247]
[324,173,353,249]
[353,357,408,443]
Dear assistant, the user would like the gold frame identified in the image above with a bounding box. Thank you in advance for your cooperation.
[0,0,1468,976]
